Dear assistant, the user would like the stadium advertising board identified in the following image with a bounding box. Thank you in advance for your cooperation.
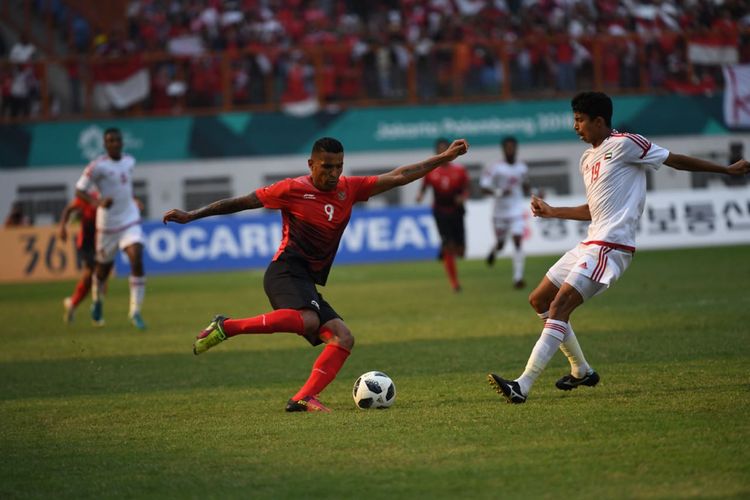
[113,187,750,277]
[0,225,82,282]
[115,207,442,276]
[1,95,727,168]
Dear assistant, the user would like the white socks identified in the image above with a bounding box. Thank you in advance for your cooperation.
[559,324,591,378]
[129,276,146,317]
[531,311,592,384]
[516,319,567,395]
[92,276,105,302]
[512,248,525,282]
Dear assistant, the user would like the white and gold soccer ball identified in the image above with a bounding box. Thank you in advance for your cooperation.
[352,371,396,409]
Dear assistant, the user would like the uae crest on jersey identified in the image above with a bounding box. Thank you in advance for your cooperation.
[604,152,613,160]
[337,191,346,200]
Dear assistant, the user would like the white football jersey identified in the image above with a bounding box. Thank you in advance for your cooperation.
[480,161,528,218]
[580,131,669,250]
[75,154,140,231]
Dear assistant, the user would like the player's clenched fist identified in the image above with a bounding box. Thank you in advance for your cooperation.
[445,139,469,160]
[530,195,552,218]
[162,209,193,224]
[728,159,750,176]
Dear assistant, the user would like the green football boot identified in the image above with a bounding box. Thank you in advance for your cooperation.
[193,315,228,355]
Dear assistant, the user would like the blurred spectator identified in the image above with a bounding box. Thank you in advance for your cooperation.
[6,0,750,117]
[4,201,31,227]
[9,64,38,118]
[0,68,12,117]
[9,35,36,63]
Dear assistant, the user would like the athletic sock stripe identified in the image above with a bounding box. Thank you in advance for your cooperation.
[544,322,568,335]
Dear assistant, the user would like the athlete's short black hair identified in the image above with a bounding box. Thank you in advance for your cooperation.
[571,92,613,127]
[501,136,517,146]
[312,137,344,154]
[435,137,450,149]
[104,127,121,138]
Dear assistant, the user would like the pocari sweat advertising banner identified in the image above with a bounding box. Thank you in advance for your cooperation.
[116,188,750,277]
[115,206,441,276]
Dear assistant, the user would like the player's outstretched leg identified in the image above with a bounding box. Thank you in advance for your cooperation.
[193,315,228,355]
[556,370,600,391]
[487,373,526,404]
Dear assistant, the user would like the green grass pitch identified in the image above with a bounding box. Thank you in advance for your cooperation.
[1,245,748,499]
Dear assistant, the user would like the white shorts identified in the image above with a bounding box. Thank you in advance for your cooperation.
[546,243,633,301]
[96,224,145,263]
[493,214,525,237]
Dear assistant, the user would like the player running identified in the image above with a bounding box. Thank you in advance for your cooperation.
[75,128,147,330]
[480,136,531,289]
[163,137,469,412]
[416,138,470,292]
[488,91,750,404]
[59,190,98,323]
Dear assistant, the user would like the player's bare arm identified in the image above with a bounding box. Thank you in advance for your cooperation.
[664,153,750,176]
[162,192,263,225]
[531,195,591,221]
[76,188,112,208]
[371,139,469,196]
[58,202,78,241]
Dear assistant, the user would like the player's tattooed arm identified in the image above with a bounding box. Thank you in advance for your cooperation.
[162,192,263,224]
[371,139,469,196]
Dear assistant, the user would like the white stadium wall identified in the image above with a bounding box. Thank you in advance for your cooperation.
[1,133,748,258]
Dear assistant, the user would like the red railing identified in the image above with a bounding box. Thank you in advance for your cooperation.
[0,31,739,123]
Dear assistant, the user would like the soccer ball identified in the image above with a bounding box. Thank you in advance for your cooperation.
[352,371,396,409]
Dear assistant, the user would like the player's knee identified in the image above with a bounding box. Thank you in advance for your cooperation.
[336,328,355,350]
[300,310,320,336]
[548,291,580,320]
[528,290,548,314]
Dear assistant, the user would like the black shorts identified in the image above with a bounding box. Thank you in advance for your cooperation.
[263,255,341,347]
[433,209,465,247]
[77,245,96,269]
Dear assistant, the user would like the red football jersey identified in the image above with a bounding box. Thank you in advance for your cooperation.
[71,195,97,250]
[422,163,469,213]
[256,174,378,285]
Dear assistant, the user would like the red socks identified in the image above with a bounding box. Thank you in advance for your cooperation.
[292,341,351,401]
[222,309,305,337]
[443,252,460,290]
[70,276,92,307]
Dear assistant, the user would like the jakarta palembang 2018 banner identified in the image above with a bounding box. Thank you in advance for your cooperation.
[0,94,732,168]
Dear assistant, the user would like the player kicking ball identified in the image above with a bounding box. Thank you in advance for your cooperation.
[163,137,469,412]
[488,91,749,404]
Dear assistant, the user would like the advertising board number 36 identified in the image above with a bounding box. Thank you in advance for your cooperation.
[21,233,78,275]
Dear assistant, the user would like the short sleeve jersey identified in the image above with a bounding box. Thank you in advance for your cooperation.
[71,195,98,250]
[256,174,378,285]
[580,131,669,250]
[480,161,529,218]
[421,163,469,214]
[75,154,140,232]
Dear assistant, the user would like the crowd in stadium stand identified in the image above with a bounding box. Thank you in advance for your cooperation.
[1,0,749,118]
